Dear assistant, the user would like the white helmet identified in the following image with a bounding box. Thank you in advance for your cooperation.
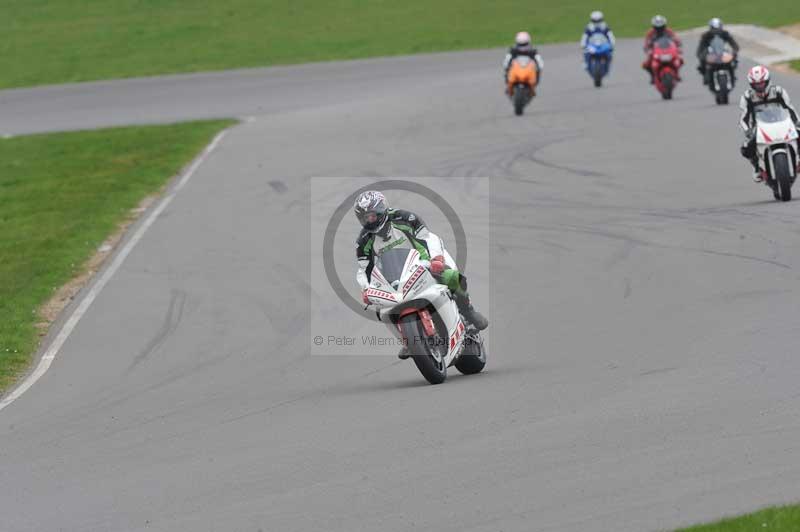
[590,11,604,23]
[747,65,771,96]
[515,31,531,47]
[709,17,722,30]
[651,15,667,29]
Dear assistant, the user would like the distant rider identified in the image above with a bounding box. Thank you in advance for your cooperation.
[503,31,544,95]
[696,18,739,84]
[642,15,682,84]
[354,191,489,357]
[739,65,800,182]
[581,11,616,70]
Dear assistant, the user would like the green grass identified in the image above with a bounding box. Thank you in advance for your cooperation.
[791,60,800,72]
[678,504,800,531]
[0,119,234,393]
[1,0,797,89]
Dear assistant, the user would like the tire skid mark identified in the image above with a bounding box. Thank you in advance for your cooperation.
[95,360,406,455]
[268,180,288,194]
[126,289,187,372]
[494,221,793,270]
[0,128,230,413]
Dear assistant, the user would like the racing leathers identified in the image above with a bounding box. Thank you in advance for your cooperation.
[696,29,739,82]
[356,209,488,331]
[739,86,800,173]
[581,22,616,70]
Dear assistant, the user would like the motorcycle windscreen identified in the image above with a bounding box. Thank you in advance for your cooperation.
[707,36,732,62]
[375,248,412,285]
[708,36,730,54]
[653,36,675,50]
[588,34,609,47]
[514,56,532,67]
[755,104,791,124]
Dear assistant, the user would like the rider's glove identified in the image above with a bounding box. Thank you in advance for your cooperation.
[429,255,447,275]
[362,289,371,305]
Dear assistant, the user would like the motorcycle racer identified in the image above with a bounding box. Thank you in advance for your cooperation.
[581,11,616,70]
[642,15,682,84]
[354,191,488,357]
[696,18,739,84]
[503,31,544,94]
[739,65,800,182]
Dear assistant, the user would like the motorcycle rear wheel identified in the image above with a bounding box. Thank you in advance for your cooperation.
[455,331,487,375]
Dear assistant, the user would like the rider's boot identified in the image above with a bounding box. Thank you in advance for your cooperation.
[751,158,763,183]
[697,63,707,84]
[397,345,410,359]
[643,63,654,84]
[455,293,489,331]
[699,65,709,85]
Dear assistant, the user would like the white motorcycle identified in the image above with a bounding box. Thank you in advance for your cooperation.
[364,248,487,384]
[754,103,799,201]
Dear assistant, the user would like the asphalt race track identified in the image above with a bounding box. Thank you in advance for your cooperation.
[2,38,800,532]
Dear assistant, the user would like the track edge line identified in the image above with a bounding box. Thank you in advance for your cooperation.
[0,125,234,413]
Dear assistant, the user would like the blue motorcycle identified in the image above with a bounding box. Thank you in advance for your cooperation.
[584,33,613,87]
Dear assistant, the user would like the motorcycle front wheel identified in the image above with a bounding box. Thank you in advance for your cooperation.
[660,72,674,100]
[399,314,447,384]
[715,71,729,105]
[513,84,529,116]
[773,152,793,202]
[592,58,603,87]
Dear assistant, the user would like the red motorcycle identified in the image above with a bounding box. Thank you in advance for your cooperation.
[648,36,683,100]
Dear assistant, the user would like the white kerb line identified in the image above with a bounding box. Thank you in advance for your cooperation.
[0,129,229,412]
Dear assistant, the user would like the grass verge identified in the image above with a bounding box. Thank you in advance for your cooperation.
[678,504,800,531]
[791,60,800,72]
[0,119,235,393]
[1,0,798,89]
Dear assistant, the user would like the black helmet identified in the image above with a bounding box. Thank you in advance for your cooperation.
[354,190,389,234]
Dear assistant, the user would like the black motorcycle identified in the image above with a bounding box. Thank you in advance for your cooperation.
[703,36,737,105]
